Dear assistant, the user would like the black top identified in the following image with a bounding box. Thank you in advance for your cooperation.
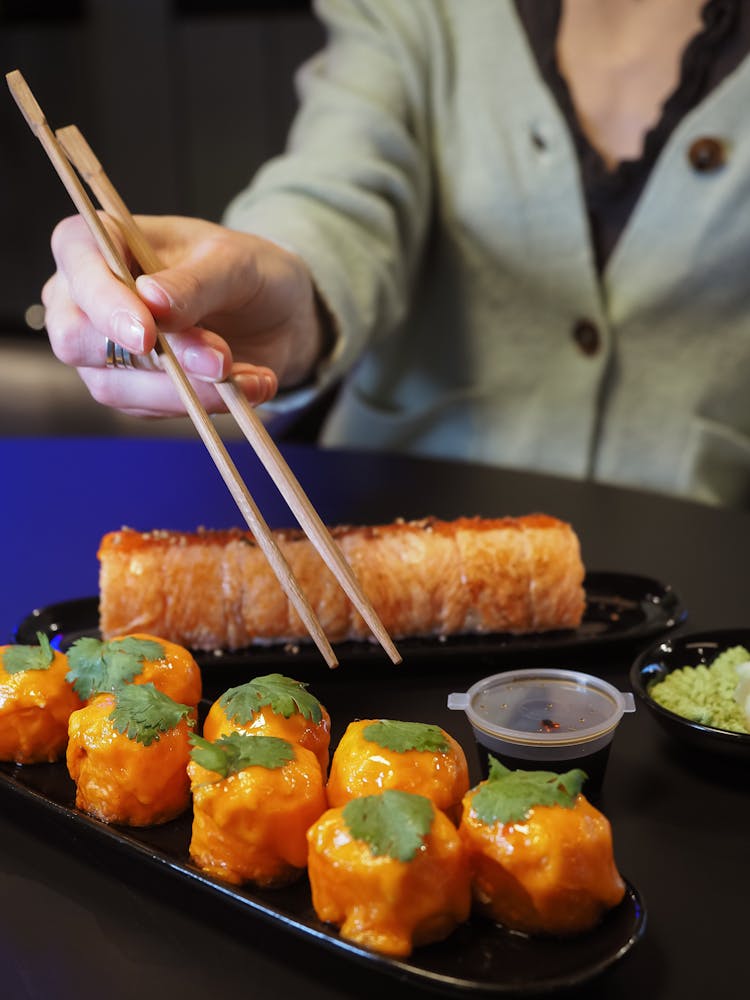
[514,0,748,270]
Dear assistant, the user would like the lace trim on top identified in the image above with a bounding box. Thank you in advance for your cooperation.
[513,0,745,270]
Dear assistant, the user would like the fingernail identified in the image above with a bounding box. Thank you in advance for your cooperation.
[235,373,262,398]
[183,346,224,381]
[235,373,272,404]
[111,311,146,352]
[137,277,172,310]
[234,374,276,401]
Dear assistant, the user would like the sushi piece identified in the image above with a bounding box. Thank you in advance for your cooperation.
[0,633,82,764]
[188,731,327,887]
[458,758,626,935]
[202,673,331,774]
[66,683,193,826]
[66,632,202,708]
[307,789,471,957]
[326,718,469,820]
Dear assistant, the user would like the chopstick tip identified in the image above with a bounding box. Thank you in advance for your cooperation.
[6,68,46,130]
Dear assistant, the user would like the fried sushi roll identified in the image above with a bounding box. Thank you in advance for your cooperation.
[458,759,626,936]
[98,514,586,651]
[326,719,469,821]
[0,634,82,764]
[202,673,331,774]
[66,683,193,826]
[188,732,327,887]
[307,789,471,957]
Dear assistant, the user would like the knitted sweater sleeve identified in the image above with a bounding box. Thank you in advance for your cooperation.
[223,0,435,411]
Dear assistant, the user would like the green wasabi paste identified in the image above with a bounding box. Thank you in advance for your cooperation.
[649,645,750,734]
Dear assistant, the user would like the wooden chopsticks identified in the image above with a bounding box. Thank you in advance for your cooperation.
[7,69,402,668]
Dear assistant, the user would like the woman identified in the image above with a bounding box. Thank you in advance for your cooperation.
[41,0,750,506]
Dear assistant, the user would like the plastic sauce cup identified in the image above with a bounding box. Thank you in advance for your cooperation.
[448,669,635,799]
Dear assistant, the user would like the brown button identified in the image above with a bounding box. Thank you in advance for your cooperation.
[688,136,726,173]
[572,319,600,356]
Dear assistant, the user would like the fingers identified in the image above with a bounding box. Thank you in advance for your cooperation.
[44,273,235,382]
[42,274,99,367]
[44,215,233,381]
[134,253,255,333]
[79,360,278,417]
[132,224,320,385]
[232,365,279,402]
[42,213,289,419]
[49,215,157,353]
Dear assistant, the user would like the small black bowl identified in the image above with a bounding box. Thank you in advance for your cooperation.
[630,628,750,760]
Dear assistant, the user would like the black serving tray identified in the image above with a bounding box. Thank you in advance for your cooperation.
[15,571,685,679]
[0,753,646,997]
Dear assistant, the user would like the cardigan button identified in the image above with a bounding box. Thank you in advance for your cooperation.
[688,136,726,173]
[572,319,601,356]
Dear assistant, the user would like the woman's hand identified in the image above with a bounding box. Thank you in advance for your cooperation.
[41,214,326,418]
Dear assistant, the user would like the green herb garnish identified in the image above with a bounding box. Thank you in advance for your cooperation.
[217,674,323,725]
[362,719,449,754]
[471,757,587,826]
[67,636,165,699]
[108,682,191,747]
[2,632,55,674]
[343,789,435,862]
[189,731,296,778]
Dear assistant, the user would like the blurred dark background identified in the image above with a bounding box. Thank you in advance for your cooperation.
[0,0,324,435]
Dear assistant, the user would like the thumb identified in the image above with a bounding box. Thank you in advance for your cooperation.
[135,242,260,330]
[135,271,210,330]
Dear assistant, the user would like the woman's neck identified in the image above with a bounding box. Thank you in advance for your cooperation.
[557,0,705,169]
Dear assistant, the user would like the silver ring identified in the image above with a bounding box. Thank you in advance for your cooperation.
[104,338,135,370]
[104,338,160,371]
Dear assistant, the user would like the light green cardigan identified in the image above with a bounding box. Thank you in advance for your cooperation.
[225,0,750,508]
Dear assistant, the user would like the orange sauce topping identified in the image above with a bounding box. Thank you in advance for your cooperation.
[307,803,471,957]
[107,632,202,708]
[98,515,568,554]
[66,692,191,826]
[326,719,469,821]
[202,698,331,775]
[188,742,327,887]
[459,791,626,935]
[0,647,82,764]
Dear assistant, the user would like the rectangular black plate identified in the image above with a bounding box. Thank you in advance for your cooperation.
[0,745,646,997]
[15,571,685,680]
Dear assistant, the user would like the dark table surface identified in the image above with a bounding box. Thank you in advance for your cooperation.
[1,436,748,1000]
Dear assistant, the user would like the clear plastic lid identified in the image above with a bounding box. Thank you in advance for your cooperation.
[448,669,635,748]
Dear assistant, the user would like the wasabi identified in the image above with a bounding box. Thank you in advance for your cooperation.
[649,645,750,734]
[735,662,750,730]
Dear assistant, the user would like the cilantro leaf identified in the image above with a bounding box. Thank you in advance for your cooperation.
[343,789,435,862]
[471,757,587,826]
[189,731,296,778]
[218,674,323,725]
[109,682,191,747]
[67,636,165,699]
[362,719,449,754]
[2,632,55,674]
